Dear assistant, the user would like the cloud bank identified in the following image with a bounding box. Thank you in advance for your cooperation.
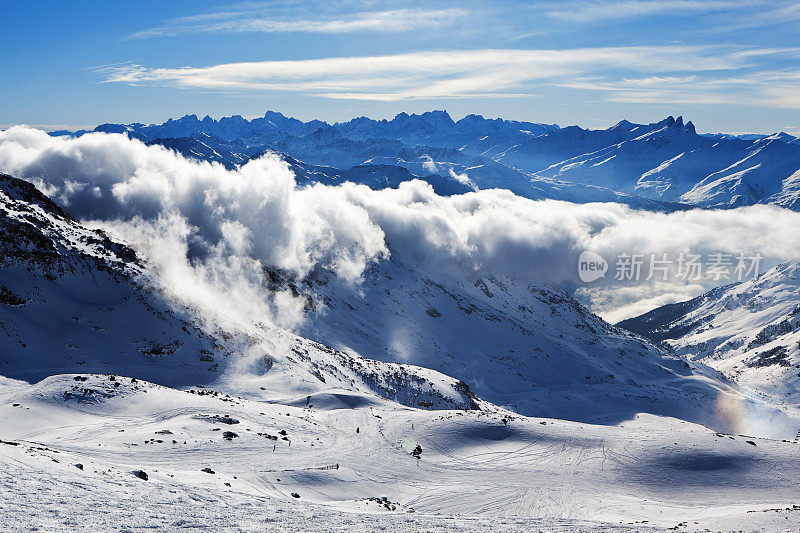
[1,126,800,331]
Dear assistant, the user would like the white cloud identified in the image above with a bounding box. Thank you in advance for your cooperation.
[128,8,468,39]
[543,0,749,24]
[97,46,762,102]
[558,61,800,109]
[96,45,800,108]
[712,1,800,32]
[2,127,800,329]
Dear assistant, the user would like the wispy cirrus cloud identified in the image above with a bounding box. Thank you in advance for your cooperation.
[96,46,800,108]
[559,61,800,108]
[542,0,751,24]
[712,1,800,32]
[128,7,468,39]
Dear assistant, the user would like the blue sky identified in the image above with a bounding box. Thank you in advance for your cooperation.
[3,0,800,133]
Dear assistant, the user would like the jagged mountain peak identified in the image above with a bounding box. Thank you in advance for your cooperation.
[419,109,454,120]
[169,114,200,124]
[262,109,310,126]
[657,115,678,127]
[652,115,691,131]
[766,131,798,143]
[610,119,634,130]
[263,109,289,119]
[389,109,456,129]
[344,115,374,124]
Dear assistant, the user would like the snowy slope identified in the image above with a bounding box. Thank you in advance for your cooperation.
[2,373,800,532]
[676,138,800,207]
[5,135,800,530]
[0,173,478,411]
[619,260,800,407]
[529,118,800,208]
[0,173,222,386]
[762,168,800,210]
[265,254,790,434]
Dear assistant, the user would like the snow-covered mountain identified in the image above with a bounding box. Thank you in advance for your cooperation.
[52,110,800,211]
[764,168,800,210]
[0,173,217,386]
[0,172,479,410]
[517,118,800,208]
[1,170,785,434]
[291,256,743,427]
[619,260,800,407]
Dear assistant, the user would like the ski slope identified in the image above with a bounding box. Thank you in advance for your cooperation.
[3,374,800,532]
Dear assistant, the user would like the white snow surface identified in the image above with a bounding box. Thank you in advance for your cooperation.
[620,260,800,413]
[3,374,800,532]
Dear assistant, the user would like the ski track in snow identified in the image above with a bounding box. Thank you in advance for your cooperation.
[3,374,800,532]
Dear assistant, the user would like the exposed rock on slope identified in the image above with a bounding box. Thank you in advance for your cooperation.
[619,260,800,405]
[0,173,478,410]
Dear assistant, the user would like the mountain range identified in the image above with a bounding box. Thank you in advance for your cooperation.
[53,110,800,210]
